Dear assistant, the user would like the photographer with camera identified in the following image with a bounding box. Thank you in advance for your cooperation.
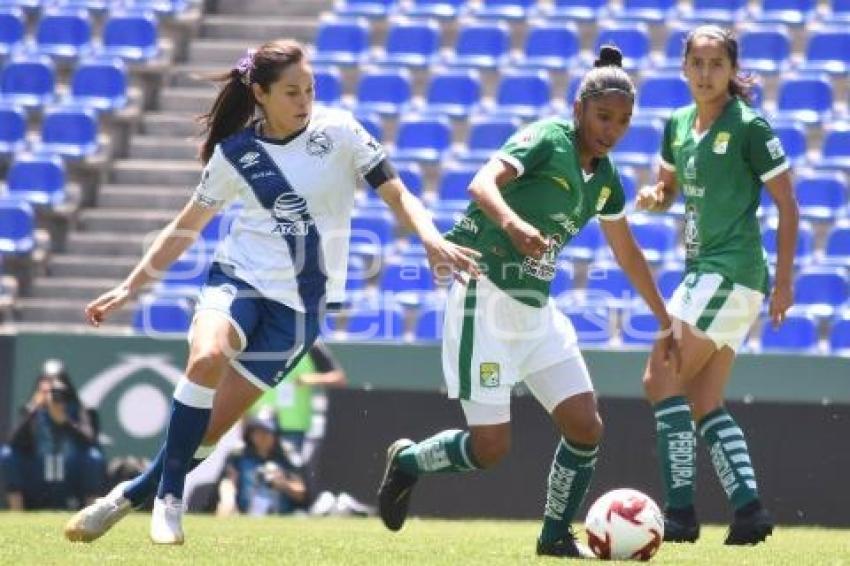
[215,410,306,516]
[1,360,106,510]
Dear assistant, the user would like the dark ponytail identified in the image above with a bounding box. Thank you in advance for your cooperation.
[684,25,758,106]
[575,45,636,102]
[198,39,306,164]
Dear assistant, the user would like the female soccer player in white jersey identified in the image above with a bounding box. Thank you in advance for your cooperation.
[636,25,799,545]
[64,39,480,545]
[377,46,680,558]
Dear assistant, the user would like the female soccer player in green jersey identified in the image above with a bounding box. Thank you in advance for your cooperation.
[636,25,799,545]
[378,46,680,558]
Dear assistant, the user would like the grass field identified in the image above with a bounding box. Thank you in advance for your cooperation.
[1,513,849,565]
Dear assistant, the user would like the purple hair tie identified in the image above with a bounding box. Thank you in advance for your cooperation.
[235,49,256,86]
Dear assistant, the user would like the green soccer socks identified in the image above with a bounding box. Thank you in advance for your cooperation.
[540,439,598,545]
[698,407,760,510]
[653,396,697,510]
[396,429,481,475]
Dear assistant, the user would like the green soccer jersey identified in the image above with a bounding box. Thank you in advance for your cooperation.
[660,97,789,293]
[445,118,626,307]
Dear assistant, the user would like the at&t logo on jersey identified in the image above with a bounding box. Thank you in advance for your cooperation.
[271,193,313,237]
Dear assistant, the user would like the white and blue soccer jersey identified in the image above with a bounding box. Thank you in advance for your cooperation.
[193,106,386,312]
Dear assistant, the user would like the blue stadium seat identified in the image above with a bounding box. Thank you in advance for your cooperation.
[492,69,552,119]
[473,0,536,20]
[380,256,435,297]
[829,309,850,355]
[340,304,406,340]
[545,0,608,21]
[586,261,637,308]
[444,20,510,69]
[560,218,602,262]
[0,102,26,156]
[424,68,481,117]
[313,65,342,105]
[0,198,35,254]
[0,0,40,12]
[763,217,815,264]
[611,117,663,167]
[519,22,580,70]
[98,10,158,62]
[119,1,191,17]
[619,166,637,203]
[626,216,678,265]
[824,0,850,23]
[594,23,650,70]
[551,262,575,297]
[66,56,128,112]
[679,0,748,23]
[621,308,662,345]
[415,303,444,340]
[393,115,452,163]
[759,311,818,352]
[617,0,676,22]
[350,207,394,255]
[819,123,850,169]
[771,119,807,165]
[738,24,791,74]
[49,0,111,12]
[437,162,477,205]
[802,27,850,74]
[355,67,412,116]
[344,254,368,292]
[794,266,849,317]
[403,0,466,19]
[34,8,92,60]
[133,293,194,334]
[794,169,847,221]
[36,105,98,159]
[776,73,833,124]
[560,301,612,344]
[824,221,850,266]
[354,111,383,141]
[0,54,56,110]
[454,115,519,164]
[373,19,440,68]
[564,73,584,105]
[638,72,691,118]
[156,253,210,293]
[754,0,817,25]
[0,8,24,58]
[313,18,369,66]
[656,23,689,69]
[657,262,684,299]
[335,0,397,18]
[6,152,66,207]
[197,208,234,249]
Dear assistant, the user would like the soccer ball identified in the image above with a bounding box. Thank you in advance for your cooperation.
[584,488,664,561]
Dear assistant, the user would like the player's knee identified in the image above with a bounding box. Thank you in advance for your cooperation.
[186,347,229,383]
[566,412,604,447]
[470,434,510,469]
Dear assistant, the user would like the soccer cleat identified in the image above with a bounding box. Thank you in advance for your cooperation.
[536,528,595,559]
[725,502,774,545]
[377,438,417,532]
[663,505,700,543]
[64,480,133,542]
[150,495,185,545]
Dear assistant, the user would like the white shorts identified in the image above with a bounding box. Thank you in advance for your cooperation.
[668,272,764,352]
[443,276,593,415]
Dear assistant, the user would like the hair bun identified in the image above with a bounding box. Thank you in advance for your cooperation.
[594,45,623,68]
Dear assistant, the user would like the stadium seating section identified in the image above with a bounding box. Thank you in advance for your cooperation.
[1,0,848,356]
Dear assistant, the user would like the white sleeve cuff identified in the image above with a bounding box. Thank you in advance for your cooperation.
[496,152,524,177]
[598,209,627,222]
[658,157,675,172]
[760,160,790,183]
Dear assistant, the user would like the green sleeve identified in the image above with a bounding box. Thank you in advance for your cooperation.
[598,165,627,220]
[497,122,555,177]
[660,117,676,170]
[747,117,790,183]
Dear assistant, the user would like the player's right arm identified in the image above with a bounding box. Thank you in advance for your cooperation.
[85,200,219,327]
[636,117,679,212]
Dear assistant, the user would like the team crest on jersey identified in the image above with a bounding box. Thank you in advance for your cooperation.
[596,186,612,211]
[306,129,333,157]
[480,363,500,388]
[238,151,261,169]
[765,137,785,160]
[713,132,730,154]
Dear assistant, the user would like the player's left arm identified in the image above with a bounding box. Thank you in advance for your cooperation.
[764,170,798,328]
